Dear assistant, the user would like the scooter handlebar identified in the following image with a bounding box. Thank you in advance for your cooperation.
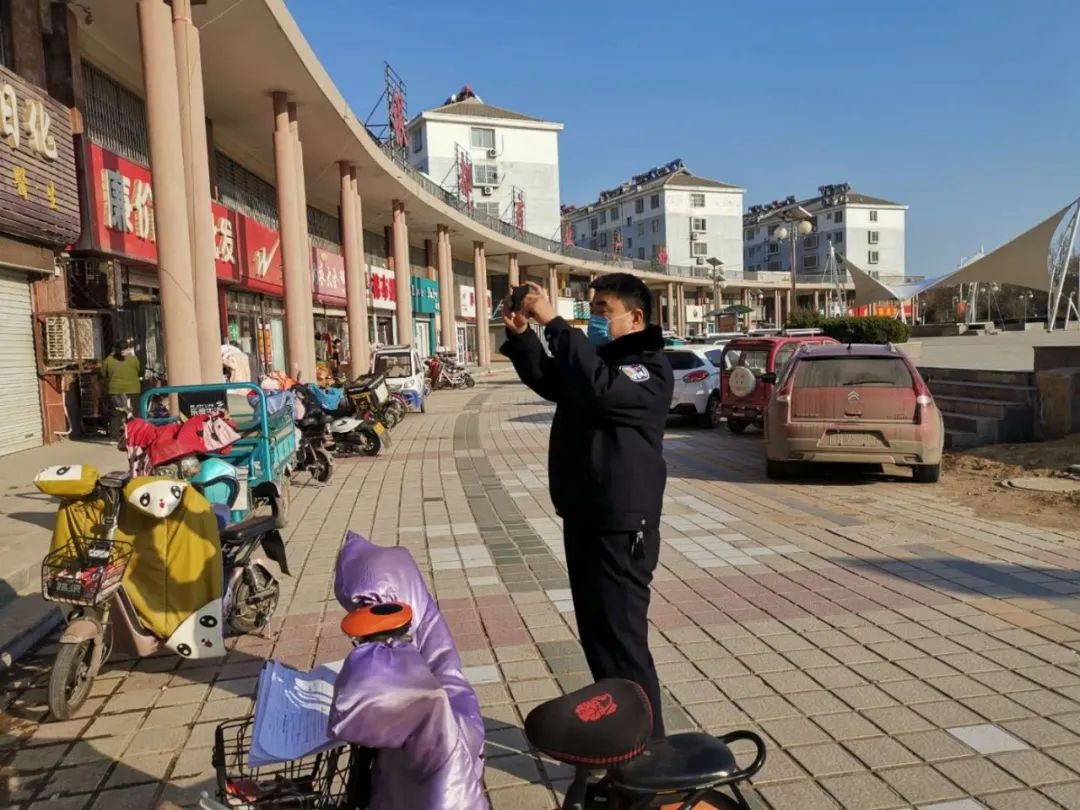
[717,729,767,780]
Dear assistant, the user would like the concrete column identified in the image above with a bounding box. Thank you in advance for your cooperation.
[289,103,317,369]
[508,254,520,287]
[391,201,413,346]
[785,290,792,323]
[436,226,456,353]
[773,290,782,325]
[547,265,559,308]
[425,239,435,281]
[272,92,314,380]
[665,282,676,332]
[350,169,371,368]
[341,163,368,376]
[474,242,490,369]
[137,0,199,387]
[171,0,219,382]
[813,289,820,313]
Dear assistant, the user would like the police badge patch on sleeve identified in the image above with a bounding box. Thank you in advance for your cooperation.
[619,364,651,382]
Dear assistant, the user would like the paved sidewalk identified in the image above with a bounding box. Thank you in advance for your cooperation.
[4,372,1080,809]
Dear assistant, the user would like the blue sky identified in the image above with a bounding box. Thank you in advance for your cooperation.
[286,0,1080,278]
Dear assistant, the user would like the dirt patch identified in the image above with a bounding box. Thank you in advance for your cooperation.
[941,434,1080,530]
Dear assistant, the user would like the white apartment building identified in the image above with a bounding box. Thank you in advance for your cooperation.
[561,160,744,273]
[407,86,564,241]
[743,183,907,280]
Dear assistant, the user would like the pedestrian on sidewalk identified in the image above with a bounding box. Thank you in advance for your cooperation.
[500,273,672,737]
[101,339,141,440]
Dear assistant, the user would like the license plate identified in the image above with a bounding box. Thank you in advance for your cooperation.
[822,431,885,448]
[374,422,386,435]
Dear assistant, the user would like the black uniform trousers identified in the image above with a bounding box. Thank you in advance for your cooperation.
[563,521,664,738]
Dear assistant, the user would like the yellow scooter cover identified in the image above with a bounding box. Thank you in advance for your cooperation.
[43,469,225,659]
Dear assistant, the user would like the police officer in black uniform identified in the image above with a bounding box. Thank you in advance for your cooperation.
[501,273,672,736]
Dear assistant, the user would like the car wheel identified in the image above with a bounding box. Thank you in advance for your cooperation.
[701,394,719,429]
[912,463,941,484]
[766,459,793,480]
[727,418,748,435]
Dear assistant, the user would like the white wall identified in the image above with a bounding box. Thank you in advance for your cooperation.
[409,115,562,241]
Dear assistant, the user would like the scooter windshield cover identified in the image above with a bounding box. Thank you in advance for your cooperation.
[330,532,486,809]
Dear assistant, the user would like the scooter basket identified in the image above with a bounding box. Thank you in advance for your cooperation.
[212,718,369,809]
[41,538,132,606]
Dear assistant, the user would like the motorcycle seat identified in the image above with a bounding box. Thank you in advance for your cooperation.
[610,731,765,793]
[341,601,413,643]
[219,514,278,546]
[524,679,652,767]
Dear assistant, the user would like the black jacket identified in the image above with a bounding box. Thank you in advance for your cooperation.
[500,318,673,532]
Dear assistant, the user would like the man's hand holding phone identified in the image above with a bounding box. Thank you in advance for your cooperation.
[503,282,556,334]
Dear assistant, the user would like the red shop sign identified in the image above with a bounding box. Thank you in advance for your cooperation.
[311,247,346,305]
[370,265,397,310]
[81,142,283,294]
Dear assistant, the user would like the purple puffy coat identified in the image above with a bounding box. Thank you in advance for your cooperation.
[329,532,488,809]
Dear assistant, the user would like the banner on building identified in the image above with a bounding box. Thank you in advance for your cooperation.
[370,265,397,310]
[311,247,346,305]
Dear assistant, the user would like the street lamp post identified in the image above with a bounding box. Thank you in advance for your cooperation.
[1020,291,1033,325]
[706,257,724,332]
[773,209,814,325]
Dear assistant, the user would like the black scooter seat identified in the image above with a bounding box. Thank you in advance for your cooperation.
[220,515,278,546]
[611,732,765,794]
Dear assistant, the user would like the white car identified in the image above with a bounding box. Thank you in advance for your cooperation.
[664,345,729,427]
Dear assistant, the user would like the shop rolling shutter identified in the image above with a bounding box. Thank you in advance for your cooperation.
[0,269,43,455]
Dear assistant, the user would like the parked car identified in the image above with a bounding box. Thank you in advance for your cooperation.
[664,345,728,427]
[720,334,838,433]
[763,343,944,483]
[371,345,428,412]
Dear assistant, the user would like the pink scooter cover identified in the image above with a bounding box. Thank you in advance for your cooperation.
[329,531,487,809]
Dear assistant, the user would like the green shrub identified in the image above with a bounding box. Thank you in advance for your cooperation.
[785,312,910,344]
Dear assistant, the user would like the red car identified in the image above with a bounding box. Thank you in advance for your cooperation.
[763,343,944,482]
[719,334,838,433]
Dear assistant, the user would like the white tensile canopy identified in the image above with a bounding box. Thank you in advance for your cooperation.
[842,199,1079,308]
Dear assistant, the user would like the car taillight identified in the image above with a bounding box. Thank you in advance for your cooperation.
[916,395,933,407]
[683,370,709,383]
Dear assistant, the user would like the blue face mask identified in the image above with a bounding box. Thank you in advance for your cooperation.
[587,314,611,346]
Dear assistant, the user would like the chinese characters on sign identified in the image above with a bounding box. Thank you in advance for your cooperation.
[562,220,574,248]
[214,214,235,264]
[513,189,525,231]
[389,89,409,151]
[0,65,79,247]
[102,168,155,243]
[312,248,346,305]
[370,266,397,310]
[458,150,473,205]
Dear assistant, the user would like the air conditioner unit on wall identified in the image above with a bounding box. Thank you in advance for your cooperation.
[486,148,497,158]
[689,232,698,241]
[45,316,73,362]
[695,257,705,265]
[480,186,493,196]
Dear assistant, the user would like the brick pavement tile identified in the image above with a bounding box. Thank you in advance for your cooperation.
[101,688,161,714]
[26,796,89,810]
[827,644,885,666]
[89,783,161,810]
[195,696,251,724]
[488,784,555,810]
[970,670,1040,694]
[980,789,1062,810]
[844,736,920,769]
[696,657,751,678]
[738,695,800,721]
[485,727,529,759]
[484,755,543,788]
[881,679,948,705]
[185,721,220,750]
[761,670,820,694]
[785,690,850,717]
[989,750,1076,787]
[741,653,797,674]
[107,750,172,787]
[814,711,881,741]
[42,760,111,795]
[787,742,863,777]
[13,742,71,772]
[667,679,725,705]
[764,633,815,653]
[896,730,977,762]
[914,701,986,729]
[752,747,806,785]
[953,633,1009,653]
[761,718,829,747]
[927,675,996,701]
[128,726,189,755]
[685,701,751,731]
[1011,689,1080,717]
[1042,781,1080,807]
[865,705,935,735]
[938,652,1005,675]
[28,718,90,744]
[900,657,961,680]
[494,644,541,663]
[935,758,1024,795]
[878,764,967,805]
[142,704,199,731]
[1002,717,1080,748]
[500,660,551,682]
[719,675,774,700]
[960,695,1034,723]
[833,684,898,711]
[947,724,1029,755]
[820,773,908,809]
[62,737,129,766]
[757,780,841,810]
[508,679,560,702]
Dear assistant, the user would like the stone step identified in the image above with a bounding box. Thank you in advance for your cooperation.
[927,378,1039,406]
[942,411,1002,444]
[0,593,61,672]
[944,429,980,450]
[933,397,1035,443]
[919,366,1035,388]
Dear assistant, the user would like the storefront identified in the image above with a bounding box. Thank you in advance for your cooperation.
[78,142,290,381]
[311,247,348,372]
[2,66,82,455]
[455,283,491,366]
[410,277,439,358]
[370,264,398,346]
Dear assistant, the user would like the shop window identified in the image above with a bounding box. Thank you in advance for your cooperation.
[82,62,149,165]
[307,206,341,250]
